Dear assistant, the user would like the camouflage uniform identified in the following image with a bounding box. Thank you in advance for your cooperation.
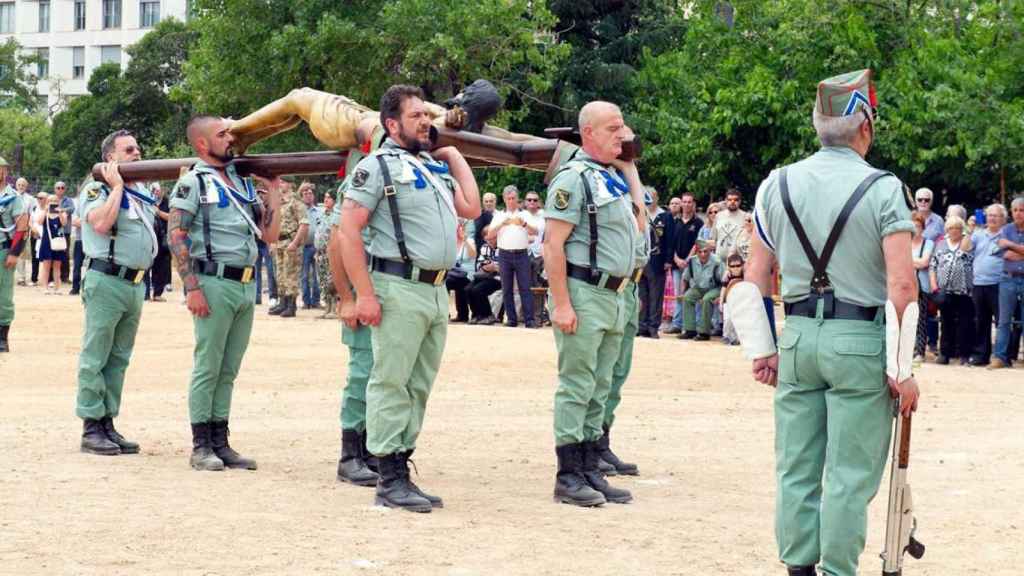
[315,212,335,310]
[274,194,307,298]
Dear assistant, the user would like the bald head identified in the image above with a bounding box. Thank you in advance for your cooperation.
[578,101,627,164]
[187,115,236,165]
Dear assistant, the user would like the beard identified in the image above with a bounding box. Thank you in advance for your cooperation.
[210,147,235,164]
[398,125,430,155]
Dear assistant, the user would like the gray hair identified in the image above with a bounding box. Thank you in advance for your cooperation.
[579,101,621,129]
[812,108,865,148]
[986,203,1007,219]
[100,129,133,161]
[1012,196,1024,210]
[502,185,519,197]
[945,204,967,221]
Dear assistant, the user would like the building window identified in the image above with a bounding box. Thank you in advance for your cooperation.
[72,46,85,79]
[36,48,49,78]
[140,0,160,27]
[38,1,50,33]
[0,3,15,34]
[100,45,121,67]
[74,0,86,30]
[103,0,121,29]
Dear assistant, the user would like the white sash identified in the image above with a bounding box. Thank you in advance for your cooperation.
[126,191,159,258]
[206,173,263,240]
[403,154,456,217]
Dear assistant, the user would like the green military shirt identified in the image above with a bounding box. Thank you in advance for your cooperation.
[79,180,158,270]
[544,149,638,278]
[169,160,264,268]
[683,253,724,291]
[754,146,914,307]
[0,185,28,244]
[344,139,459,271]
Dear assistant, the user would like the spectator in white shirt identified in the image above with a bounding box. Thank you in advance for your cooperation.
[713,188,747,261]
[486,185,539,327]
[524,190,546,286]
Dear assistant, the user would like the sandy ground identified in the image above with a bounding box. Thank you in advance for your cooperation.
[0,282,1021,576]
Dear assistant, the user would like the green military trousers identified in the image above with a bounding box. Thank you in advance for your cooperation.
[774,313,894,576]
[188,274,256,423]
[605,282,639,428]
[553,277,627,446]
[340,323,373,432]
[683,286,721,334]
[366,272,447,456]
[0,248,13,326]
[75,270,145,419]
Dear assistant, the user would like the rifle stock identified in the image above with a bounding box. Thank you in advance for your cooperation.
[881,413,925,575]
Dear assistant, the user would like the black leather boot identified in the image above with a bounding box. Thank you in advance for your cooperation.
[374,453,432,513]
[280,296,297,318]
[209,420,257,470]
[402,449,443,508]
[0,324,9,353]
[100,416,139,454]
[553,443,606,507]
[81,418,121,455]
[190,422,225,471]
[787,566,817,576]
[598,424,638,475]
[268,296,286,316]
[337,429,378,486]
[582,441,633,503]
[360,430,379,474]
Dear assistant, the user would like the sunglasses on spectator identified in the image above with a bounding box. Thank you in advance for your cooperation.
[526,198,540,202]
[916,198,931,203]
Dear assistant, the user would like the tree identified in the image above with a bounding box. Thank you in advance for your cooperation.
[0,108,56,185]
[0,39,41,112]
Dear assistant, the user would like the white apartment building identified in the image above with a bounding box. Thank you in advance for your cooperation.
[0,0,188,113]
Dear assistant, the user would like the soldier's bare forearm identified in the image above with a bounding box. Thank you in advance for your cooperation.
[169,209,199,293]
[328,227,353,299]
[339,200,374,299]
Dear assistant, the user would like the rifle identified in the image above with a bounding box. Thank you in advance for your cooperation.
[881,412,926,575]
[89,127,642,184]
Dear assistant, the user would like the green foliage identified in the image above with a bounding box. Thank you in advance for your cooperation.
[51,19,197,182]
[0,39,41,112]
[0,108,56,184]
[632,0,1024,207]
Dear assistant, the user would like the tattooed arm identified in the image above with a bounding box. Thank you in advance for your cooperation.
[252,176,283,242]
[168,208,210,317]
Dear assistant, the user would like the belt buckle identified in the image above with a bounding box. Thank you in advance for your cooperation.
[433,270,446,286]
[616,278,626,293]
[383,185,397,197]
[632,268,643,283]
[133,269,145,284]
[241,267,254,283]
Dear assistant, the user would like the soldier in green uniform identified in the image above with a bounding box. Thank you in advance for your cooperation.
[680,241,725,341]
[338,84,481,513]
[269,181,307,318]
[74,130,157,455]
[0,156,30,353]
[327,174,378,487]
[168,115,283,472]
[734,70,921,576]
[543,101,646,507]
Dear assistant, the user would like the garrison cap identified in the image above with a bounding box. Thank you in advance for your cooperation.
[816,69,877,119]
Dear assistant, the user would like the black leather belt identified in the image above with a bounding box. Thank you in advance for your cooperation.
[89,258,147,284]
[193,259,255,283]
[1009,271,1024,278]
[784,297,878,321]
[566,262,628,293]
[500,248,528,255]
[371,257,446,286]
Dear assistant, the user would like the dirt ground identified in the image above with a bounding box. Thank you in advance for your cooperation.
[0,283,1021,576]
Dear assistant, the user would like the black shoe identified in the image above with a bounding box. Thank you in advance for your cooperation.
[664,326,682,335]
[0,324,9,353]
[400,450,443,508]
[337,429,378,486]
[598,425,638,475]
[581,441,632,503]
[679,331,698,340]
[280,296,297,318]
[268,298,286,316]
[787,566,817,576]
[959,357,970,366]
[935,355,950,365]
[359,430,379,474]
[81,418,121,455]
[209,420,257,470]
[694,333,711,341]
[100,416,139,454]
[505,321,518,328]
[190,422,225,471]
[451,317,469,324]
[711,328,723,337]
[477,316,496,326]
[524,321,538,329]
[553,443,606,507]
[968,356,989,367]
[598,457,617,476]
[646,330,660,339]
[374,453,432,513]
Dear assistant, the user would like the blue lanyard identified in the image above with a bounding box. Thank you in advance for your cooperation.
[599,169,630,198]
[209,175,256,208]
[119,187,157,210]
[411,159,449,189]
